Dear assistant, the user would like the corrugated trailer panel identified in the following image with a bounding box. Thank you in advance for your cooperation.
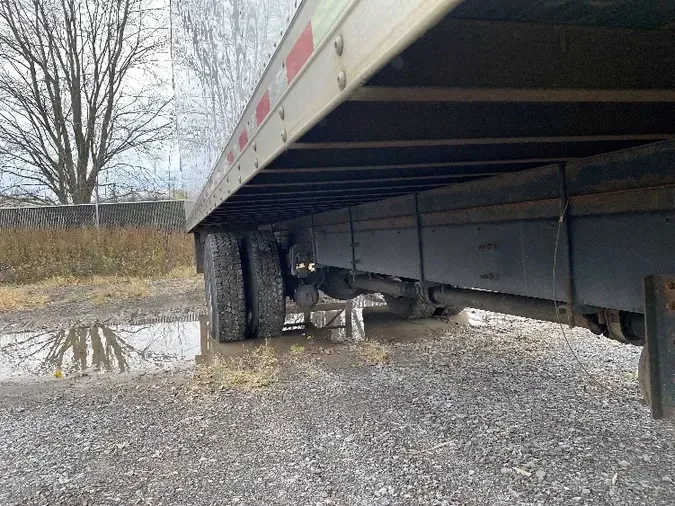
[171,0,298,204]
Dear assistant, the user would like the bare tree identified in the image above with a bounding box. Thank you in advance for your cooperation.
[0,0,174,204]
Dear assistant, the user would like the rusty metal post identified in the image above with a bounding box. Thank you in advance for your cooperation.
[643,275,675,419]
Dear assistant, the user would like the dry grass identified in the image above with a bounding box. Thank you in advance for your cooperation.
[37,275,143,287]
[290,343,307,356]
[0,286,49,312]
[0,227,194,285]
[164,264,199,279]
[357,341,391,365]
[36,268,199,289]
[89,279,151,305]
[195,342,280,391]
[625,371,639,382]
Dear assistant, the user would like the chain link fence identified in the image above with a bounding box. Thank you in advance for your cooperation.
[0,200,186,231]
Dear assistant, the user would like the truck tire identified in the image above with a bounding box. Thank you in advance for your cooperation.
[203,233,246,342]
[384,295,438,319]
[242,231,286,338]
[320,268,364,300]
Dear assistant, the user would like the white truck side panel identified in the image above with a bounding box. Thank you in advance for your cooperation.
[171,0,298,205]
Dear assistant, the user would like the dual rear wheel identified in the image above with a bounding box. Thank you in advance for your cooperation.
[203,232,463,341]
[203,231,285,342]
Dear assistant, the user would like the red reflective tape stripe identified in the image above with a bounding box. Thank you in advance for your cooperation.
[256,91,271,126]
[228,21,313,161]
[286,22,314,83]
[239,130,249,151]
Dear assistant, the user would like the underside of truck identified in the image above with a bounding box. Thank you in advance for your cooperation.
[174,0,675,419]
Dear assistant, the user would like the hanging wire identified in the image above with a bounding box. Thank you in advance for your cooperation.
[552,199,612,392]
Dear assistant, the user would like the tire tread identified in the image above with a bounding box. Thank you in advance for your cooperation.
[243,231,286,338]
[204,233,246,342]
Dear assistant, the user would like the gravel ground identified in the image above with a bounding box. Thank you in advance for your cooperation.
[1,311,674,505]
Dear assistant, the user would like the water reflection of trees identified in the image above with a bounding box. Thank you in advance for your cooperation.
[1,298,389,378]
[48,325,147,373]
[0,321,202,377]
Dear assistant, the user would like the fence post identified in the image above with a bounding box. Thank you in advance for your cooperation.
[94,180,100,229]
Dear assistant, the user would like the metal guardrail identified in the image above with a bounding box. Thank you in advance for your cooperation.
[0,200,186,230]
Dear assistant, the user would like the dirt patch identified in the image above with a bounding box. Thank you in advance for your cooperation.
[0,276,206,333]
[88,279,152,305]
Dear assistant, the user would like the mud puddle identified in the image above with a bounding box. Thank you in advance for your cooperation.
[0,297,482,380]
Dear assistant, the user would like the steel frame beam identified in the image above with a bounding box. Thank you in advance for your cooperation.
[350,87,675,103]
[233,183,448,198]
[245,173,482,188]
[290,135,673,150]
[264,158,569,174]
[280,141,675,313]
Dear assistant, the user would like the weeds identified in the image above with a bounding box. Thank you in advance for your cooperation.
[195,342,280,391]
[36,270,198,289]
[165,264,198,279]
[625,371,639,381]
[0,227,194,284]
[37,275,146,287]
[290,343,307,356]
[0,286,49,312]
[358,341,391,365]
